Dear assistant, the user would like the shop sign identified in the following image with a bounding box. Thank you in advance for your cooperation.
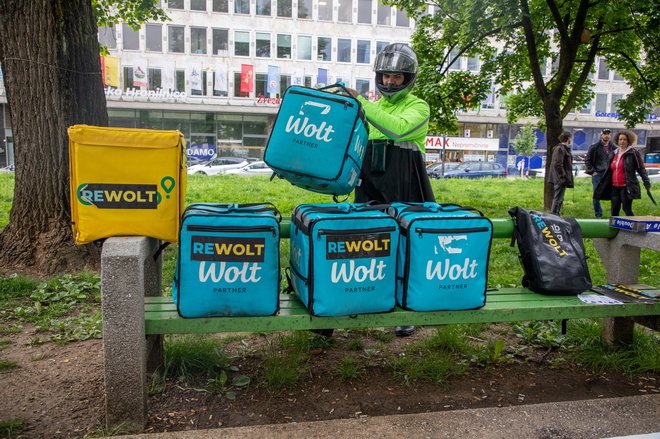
[104,87,188,102]
[425,136,499,151]
[594,111,657,120]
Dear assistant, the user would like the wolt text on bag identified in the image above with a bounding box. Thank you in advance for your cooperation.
[173,203,281,318]
[390,202,493,311]
[264,84,368,196]
[289,203,398,316]
[508,207,592,295]
[68,125,186,244]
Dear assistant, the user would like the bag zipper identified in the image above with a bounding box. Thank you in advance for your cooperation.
[316,226,396,239]
[414,226,489,238]
[186,225,277,236]
[288,89,354,108]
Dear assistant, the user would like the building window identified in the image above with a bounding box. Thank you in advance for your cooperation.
[611,94,624,112]
[190,27,207,54]
[277,34,292,59]
[235,0,249,14]
[212,29,229,55]
[168,26,185,53]
[123,67,133,89]
[579,100,591,114]
[122,23,140,50]
[256,73,267,96]
[176,70,186,92]
[148,68,161,89]
[234,31,250,57]
[297,35,312,60]
[337,38,351,63]
[318,0,333,20]
[256,0,271,15]
[598,57,610,80]
[356,79,370,97]
[613,70,624,81]
[317,37,332,61]
[395,8,409,27]
[213,0,228,12]
[376,41,388,54]
[256,32,271,57]
[99,25,116,49]
[277,0,292,17]
[448,49,461,70]
[298,0,312,19]
[377,3,391,25]
[145,24,162,52]
[356,40,370,64]
[191,71,208,96]
[357,0,371,24]
[467,56,479,71]
[168,0,183,9]
[213,72,228,97]
[190,0,206,11]
[279,75,291,97]
[595,93,608,112]
[338,0,352,22]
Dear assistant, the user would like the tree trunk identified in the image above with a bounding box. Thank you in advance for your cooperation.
[543,95,564,211]
[0,0,107,275]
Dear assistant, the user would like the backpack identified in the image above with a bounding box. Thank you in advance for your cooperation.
[389,202,493,311]
[508,207,592,295]
[264,84,368,196]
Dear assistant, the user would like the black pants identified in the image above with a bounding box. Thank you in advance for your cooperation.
[551,183,566,215]
[611,186,634,216]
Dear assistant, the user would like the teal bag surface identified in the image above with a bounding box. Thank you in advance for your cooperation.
[172,203,281,318]
[390,203,493,311]
[289,203,398,316]
[264,84,368,196]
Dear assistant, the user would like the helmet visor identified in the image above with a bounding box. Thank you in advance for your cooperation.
[374,52,417,73]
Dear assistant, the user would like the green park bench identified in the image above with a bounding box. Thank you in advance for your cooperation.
[100,218,659,432]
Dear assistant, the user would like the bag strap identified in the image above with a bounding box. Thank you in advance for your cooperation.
[283,267,295,294]
[153,241,170,262]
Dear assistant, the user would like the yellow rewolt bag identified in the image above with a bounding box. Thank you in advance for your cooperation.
[68,125,186,244]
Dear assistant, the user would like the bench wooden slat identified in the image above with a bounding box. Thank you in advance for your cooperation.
[144,288,659,335]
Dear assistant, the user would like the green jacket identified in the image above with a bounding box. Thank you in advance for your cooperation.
[357,93,430,153]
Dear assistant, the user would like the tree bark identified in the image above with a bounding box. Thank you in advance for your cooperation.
[0,0,107,275]
[543,95,564,211]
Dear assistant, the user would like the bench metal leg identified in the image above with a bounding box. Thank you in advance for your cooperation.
[101,236,161,432]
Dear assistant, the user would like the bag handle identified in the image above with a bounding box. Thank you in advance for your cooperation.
[319,82,352,97]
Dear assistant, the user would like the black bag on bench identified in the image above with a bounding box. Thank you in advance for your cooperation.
[508,207,591,295]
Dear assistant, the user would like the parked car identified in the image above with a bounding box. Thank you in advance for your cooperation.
[187,157,248,175]
[426,161,462,179]
[440,161,507,179]
[646,167,660,181]
[0,164,14,173]
[529,162,590,179]
[224,161,273,176]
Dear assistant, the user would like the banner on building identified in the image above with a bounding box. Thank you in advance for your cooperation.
[214,61,228,92]
[161,61,176,91]
[240,64,254,94]
[190,65,203,92]
[291,71,304,86]
[102,55,120,88]
[317,68,328,86]
[267,65,280,96]
[133,59,148,88]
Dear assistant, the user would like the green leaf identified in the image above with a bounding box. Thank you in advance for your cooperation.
[231,375,251,387]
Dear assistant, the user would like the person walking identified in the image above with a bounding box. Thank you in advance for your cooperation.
[548,131,574,216]
[585,129,615,217]
[346,43,434,337]
[594,129,651,216]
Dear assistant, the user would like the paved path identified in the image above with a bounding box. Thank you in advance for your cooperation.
[113,394,660,439]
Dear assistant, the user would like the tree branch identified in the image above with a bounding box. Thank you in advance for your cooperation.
[520,0,548,96]
[546,0,569,42]
[561,21,602,117]
[589,26,636,39]
[599,46,651,89]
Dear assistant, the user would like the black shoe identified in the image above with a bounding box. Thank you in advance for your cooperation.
[595,214,603,218]
[395,326,416,337]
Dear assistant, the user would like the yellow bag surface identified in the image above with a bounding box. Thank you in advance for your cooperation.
[68,125,186,244]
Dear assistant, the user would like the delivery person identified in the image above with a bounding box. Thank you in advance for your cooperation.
[347,43,434,337]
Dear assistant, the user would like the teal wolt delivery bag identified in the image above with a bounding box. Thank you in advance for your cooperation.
[264,84,368,196]
[289,203,398,316]
[173,203,281,318]
[390,203,493,311]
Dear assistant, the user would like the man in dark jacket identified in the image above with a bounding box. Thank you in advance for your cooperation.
[585,129,615,217]
[548,131,574,216]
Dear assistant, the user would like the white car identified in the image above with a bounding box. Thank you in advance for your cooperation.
[224,161,273,176]
[529,162,590,179]
[187,157,248,176]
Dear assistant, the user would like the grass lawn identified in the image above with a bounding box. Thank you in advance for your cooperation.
[0,172,658,289]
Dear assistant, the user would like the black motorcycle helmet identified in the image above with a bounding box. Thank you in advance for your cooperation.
[374,43,418,103]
